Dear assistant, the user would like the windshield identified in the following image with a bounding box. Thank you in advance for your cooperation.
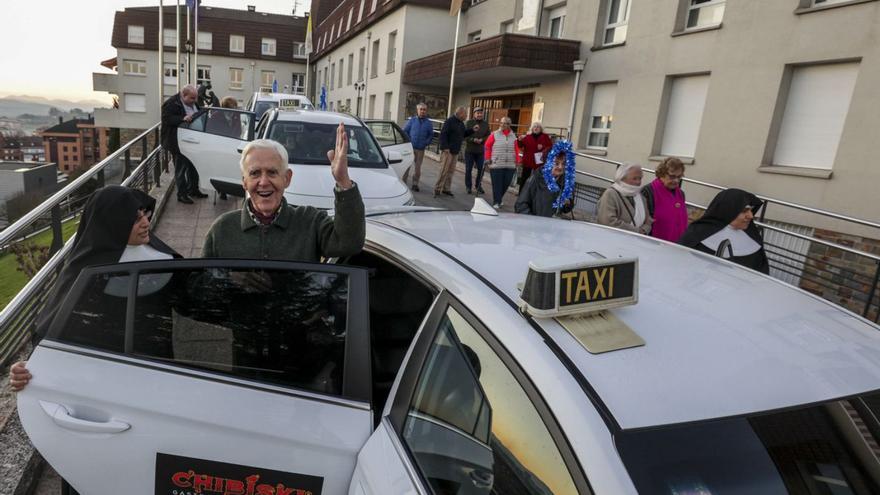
[617,392,880,494]
[268,121,387,168]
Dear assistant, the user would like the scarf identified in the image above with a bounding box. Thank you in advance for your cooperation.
[649,178,688,242]
[611,163,646,228]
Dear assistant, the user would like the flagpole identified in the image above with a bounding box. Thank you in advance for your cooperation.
[193,2,198,87]
[447,8,461,116]
[159,0,164,122]
[176,0,181,93]
[186,4,191,84]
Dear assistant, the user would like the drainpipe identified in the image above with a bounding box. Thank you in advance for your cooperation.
[567,60,586,142]
[364,31,371,115]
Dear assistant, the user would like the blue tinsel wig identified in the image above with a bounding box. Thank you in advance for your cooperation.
[542,140,577,209]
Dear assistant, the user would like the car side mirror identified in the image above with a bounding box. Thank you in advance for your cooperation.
[385,150,403,164]
[236,142,247,154]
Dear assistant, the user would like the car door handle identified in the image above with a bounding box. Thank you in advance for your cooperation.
[469,469,494,489]
[181,137,200,144]
[39,400,131,434]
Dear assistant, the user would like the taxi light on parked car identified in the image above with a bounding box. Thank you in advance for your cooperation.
[279,99,301,110]
[519,254,639,318]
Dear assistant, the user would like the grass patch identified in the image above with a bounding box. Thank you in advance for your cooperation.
[0,219,79,310]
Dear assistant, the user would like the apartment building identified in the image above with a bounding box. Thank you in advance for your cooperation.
[40,117,109,173]
[308,0,457,120]
[94,5,308,129]
[311,0,880,231]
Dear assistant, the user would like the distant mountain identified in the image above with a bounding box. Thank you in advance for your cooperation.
[0,96,109,118]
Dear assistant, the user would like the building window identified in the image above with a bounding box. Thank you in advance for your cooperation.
[383,92,392,120]
[371,0,378,14]
[658,74,710,158]
[261,70,275,89]
[346,98,351,111]
[230,35,245,53]
[124,93,146,113]
[197,65,211,85]
[501,20,514,33]
[812,0,856,4]
[358,47,366,82]
[293,42,306,57]
[586,83,617,149]
[163,28,177,47]
[603,0,632,45]
[371,39,380,78]
[347,53,354,85]
[771,62,859,170]
[229,68,244,90]
[330,63,336,90]
[197,31,212,51]
[468,30,482,43]
[358,0,365,22]
[686,0,725,30]
[163,63,178,86]
[387,31,397,73]
[291,73,305,94]
[339,59,345,88]
[123,59,147,76]
[547,6,566,38]
[262,38,276,56]
[368,94,376,118]
[128,25,144,44]
[347,8,353,30]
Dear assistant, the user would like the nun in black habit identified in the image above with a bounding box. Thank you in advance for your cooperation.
[9,186,180,389]
[678,188,770,274]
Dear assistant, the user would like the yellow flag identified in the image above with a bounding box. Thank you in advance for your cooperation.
[449,0,464,16]
[305,14,313,54]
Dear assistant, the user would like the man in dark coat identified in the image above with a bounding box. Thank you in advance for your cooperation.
[162,85,207,204]
[463,107,490,195]
[433,106,479,197]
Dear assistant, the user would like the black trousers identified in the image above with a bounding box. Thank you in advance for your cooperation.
[173,152,200,197]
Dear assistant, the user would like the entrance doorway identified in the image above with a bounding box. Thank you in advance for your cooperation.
[470,93,534,134]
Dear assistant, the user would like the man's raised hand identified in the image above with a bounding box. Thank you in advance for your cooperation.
[327,122,353,190]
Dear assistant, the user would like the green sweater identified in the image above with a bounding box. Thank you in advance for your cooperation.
[202,185,365,261]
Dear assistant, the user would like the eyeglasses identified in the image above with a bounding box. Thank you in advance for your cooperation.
[665,174,684,181]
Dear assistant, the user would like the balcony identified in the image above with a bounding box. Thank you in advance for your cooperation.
[93,72,119,94]
[403,33,580,87]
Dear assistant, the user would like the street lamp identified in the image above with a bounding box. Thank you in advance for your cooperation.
[354,82,366,117]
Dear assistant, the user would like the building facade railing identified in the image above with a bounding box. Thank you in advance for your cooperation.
[0,124,164,368]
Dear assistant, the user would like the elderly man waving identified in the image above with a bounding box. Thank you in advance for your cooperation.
[203,123,365,261]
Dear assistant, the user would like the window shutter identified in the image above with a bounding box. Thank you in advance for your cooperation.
[660,74,710,158]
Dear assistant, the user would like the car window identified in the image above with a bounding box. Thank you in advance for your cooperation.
[203,109,252,140]
[185,111,207,132]
[617,393,880,494]
[254,101,278,120]
[392,123,410,144]
[401,305,580,495]
[51,264,356,396]
[367,122,396,147]
[268,122,386,168]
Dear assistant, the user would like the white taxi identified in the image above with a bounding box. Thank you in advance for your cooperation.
[18,205,880,494]
[177,107,414,209]
[246,91,315,120]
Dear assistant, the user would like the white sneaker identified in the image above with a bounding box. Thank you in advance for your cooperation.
[492,203,500,209]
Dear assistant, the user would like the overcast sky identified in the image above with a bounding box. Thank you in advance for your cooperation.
[0,0,308,104]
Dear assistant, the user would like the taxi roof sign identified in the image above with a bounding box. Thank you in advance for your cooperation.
[519,254,638,317]
[279,99,301,110]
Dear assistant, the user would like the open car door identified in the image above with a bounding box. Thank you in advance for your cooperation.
[18,259,372,495]
[364,120,414,179]
[177,108,255,195]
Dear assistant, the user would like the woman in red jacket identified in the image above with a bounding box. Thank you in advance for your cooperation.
[516,122,554,190]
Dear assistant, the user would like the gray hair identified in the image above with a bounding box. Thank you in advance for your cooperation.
[530,121,543,132]
[240,139,289,175]
[499,116,512,125]
[181,84,197,97]
[416,102,427,110]
[454,106,467,114]
[614,162,642,183]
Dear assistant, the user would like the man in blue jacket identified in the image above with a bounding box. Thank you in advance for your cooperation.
[434,106,480,197]
[402,102,434,192]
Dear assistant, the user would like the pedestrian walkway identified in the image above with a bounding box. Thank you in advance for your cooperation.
[409,153,520,213]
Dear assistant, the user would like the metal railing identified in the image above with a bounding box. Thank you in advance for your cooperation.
[570,151,880,323]
[0,124,164,367]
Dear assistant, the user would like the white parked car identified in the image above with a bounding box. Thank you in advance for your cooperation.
[18,208,880,494]
[177,108,414,209]
[246,91,315,120]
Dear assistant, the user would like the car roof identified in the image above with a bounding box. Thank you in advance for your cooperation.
[252,92,312,103]
[369,210,880,430]
[272,110,363,126]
